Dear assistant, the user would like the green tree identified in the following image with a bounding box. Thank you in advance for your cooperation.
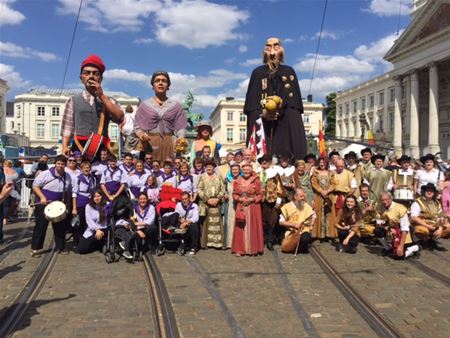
[324,92,336,136]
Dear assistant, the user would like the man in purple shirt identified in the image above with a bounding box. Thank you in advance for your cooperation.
[31,155,72,256]
[174,192,200,255]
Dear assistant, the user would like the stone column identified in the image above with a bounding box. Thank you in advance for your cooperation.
[348,118,354,138]
[409,70,420,159]
[342,120,347,138]
[335,121,341,138]
[393,76,403,156]
[355,115,361,140]
[426,63,440,155]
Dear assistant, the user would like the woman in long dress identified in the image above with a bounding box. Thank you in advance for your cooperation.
[224,162,241,248]
[311,157,337,240]
[232,161,264,256]
[197,158,225,249]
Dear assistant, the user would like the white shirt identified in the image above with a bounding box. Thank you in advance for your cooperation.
[415,168,444,192]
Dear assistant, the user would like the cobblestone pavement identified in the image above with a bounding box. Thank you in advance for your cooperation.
[1,221,450,338]
[314,240,450,338]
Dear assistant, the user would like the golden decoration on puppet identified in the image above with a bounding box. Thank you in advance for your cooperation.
[260,95,283,121]
[175,138,189,154]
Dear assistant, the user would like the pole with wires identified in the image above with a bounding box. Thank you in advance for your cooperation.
[308,0,329,97]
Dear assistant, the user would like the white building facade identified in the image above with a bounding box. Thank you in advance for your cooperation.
[335,0,450,159]
[6,88,140,149]
[210,97,323,152]
[0,79,9,134]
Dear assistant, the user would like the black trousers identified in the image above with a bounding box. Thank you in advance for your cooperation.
[115,227,133,251]
[78,229,107,254]
[262,201,279,245]
[73,206,87,245]
[185,222,200,251]
[338,229,360,248]
[32,204,67,251]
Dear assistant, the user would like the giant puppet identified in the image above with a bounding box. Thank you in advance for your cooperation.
[244,38,307,160]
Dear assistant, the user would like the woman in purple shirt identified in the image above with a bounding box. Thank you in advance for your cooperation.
[79,190,110,254]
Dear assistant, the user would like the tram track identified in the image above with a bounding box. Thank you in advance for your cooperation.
[310,246,403,338]
[408,258,450,287]
[0,242,57,338]
[143,252,180,338]
[0,223,33,266]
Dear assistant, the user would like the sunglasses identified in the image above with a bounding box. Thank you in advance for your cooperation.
[145,157,153,160]
[68,159,76,162]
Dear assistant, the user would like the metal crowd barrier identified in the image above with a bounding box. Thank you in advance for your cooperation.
[16,178,34,221]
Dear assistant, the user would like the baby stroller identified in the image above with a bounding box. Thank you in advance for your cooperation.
[155,186,187,256]
[104,192,143,263]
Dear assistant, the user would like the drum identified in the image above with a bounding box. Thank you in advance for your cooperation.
[82,133,103,162]
[44,201,68,223]
[394,188,414,201]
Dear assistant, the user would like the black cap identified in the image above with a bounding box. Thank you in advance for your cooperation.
[344,151,357,160]
[420,153,435,163]
[421,183,437,194]
[360,147,372,156]
[371,153,385,164]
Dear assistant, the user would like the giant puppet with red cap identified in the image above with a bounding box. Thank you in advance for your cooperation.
[60,54,124,161]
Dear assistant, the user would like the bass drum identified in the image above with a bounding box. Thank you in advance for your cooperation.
[44,201,68,223]
[394,188,414,201]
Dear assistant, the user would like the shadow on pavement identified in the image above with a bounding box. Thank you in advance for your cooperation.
[0,260,25,279]
[0,293,76,335]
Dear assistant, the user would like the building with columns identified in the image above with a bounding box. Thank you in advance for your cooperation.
[335,0,450,159]
[210,97,323,152]
[5,88,140,149]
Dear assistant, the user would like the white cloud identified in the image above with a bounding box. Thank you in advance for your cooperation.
[365,0,411,17]
[0,0,25,26]
[155,0,249,49]
[0,63,31,89]
[354,31,401,61]
[0,41,60,61]
[283,38,294,44]
[294,54,375,75]
[240,58,261,67]
[104,69,149,85]
[299,76,363,102]
[133,37,154,45]
[238,45,248,53]
[312,30,341,40]
[57,0,161,33]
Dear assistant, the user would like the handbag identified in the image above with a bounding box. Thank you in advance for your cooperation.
[235,204,246,223]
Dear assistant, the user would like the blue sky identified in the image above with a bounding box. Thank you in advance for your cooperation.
[1,0,413,115]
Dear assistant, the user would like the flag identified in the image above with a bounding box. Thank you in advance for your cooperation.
[367,130,375,145]
[318,121,326,157]
[248,118,267,159]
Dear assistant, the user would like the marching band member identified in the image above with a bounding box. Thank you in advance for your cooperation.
[365,153,391,200]
[143,152,154,172]
[133,193,157,250]
[61,54,124,158]
[119,152,135,175]
[128,160,149,198]
[258,154,285,251]
[78,190,109,254]
[414,153,444,195]
[332,158,357,216]
[150,159,163,178]
[387,155,415,206]
[174,192,200,255]
[376,192,420,259]
[311,157,337,240]
[158,161,177,187]
[279,188,316,254]
[410,183,449,250]
[31,155,72,256]
[176,162,197,201]
[91,149,109,185]
[100,155,127,202]
[72,161,96,248]
[335,195,362,253]
[140,175,160,205]
[357,183,378,238]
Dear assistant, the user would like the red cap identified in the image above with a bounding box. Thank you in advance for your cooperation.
[81,54,105,74]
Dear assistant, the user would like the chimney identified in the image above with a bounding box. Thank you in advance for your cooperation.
[307,94,313,103]
[225,97,234,101]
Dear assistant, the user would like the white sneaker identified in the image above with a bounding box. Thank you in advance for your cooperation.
[123,251,133,260]
[188,249,196,255]
[119,241,126,250]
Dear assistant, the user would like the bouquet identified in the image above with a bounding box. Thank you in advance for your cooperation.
[175,138,189,154]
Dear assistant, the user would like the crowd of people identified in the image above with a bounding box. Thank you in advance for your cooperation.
[26,145,450,260]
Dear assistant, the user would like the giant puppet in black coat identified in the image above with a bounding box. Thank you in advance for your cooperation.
[244,37,307,160]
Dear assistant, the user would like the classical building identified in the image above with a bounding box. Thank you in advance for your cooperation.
[210,97,323,152]
[0,79,9,134]
[335,0,450,159]
[6,88,140,149]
